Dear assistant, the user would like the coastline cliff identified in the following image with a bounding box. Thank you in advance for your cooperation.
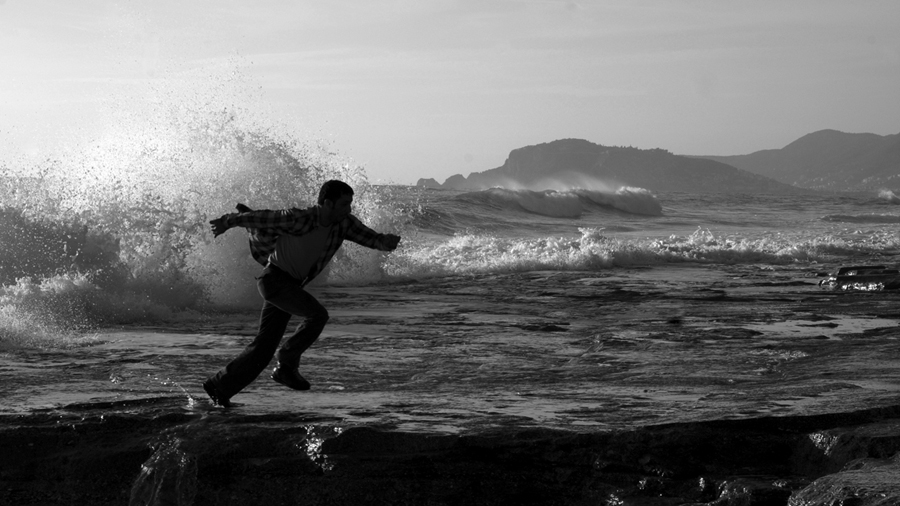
[418,139,806,194]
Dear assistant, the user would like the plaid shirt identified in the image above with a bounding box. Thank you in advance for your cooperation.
[224,206,392,284]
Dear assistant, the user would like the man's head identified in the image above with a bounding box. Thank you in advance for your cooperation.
[317,180,354,206]
[317,180,354,224]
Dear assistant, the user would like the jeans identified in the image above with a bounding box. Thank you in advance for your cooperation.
[209,265,329,399]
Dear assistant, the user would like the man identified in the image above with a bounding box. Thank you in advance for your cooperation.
[203,180,401,407]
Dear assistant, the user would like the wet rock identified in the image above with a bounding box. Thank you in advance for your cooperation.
[130,436,197,506]
[703,477,794,506]
[791,421,900,475]
[0,415,159,505]
[5,408,900,505]
[789,456,900,506]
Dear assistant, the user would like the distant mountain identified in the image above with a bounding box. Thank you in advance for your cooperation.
[418,139,808,194]
[698,129,900,191]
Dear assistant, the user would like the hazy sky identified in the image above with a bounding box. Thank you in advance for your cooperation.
[1,0,898,184]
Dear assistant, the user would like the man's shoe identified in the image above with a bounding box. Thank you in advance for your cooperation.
[203,378,232,407]
[272,367,311,391]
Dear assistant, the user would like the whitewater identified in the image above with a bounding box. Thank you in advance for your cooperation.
[5,150,900,350]
[5,183,900,349]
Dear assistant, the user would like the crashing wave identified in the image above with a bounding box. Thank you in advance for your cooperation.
[453,186,663,218]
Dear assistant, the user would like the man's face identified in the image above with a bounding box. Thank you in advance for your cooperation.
[325,193,353,221]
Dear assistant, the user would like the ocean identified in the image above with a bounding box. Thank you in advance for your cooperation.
[3,109,900,504]
[6,167,899,355]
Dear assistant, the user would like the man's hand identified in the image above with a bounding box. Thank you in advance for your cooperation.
[209,204,251,238]
[383,234,401,251]
[209,215,231,238]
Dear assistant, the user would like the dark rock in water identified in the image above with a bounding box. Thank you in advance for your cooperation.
[5,406,900,505]
[817,265,900,291]
[442,172,468,189]
[415,178,442,188]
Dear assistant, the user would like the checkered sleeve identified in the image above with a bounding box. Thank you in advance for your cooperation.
[224,209,293,232]
[343,215,393,251]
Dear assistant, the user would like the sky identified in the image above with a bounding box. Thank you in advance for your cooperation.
[1,0,899,185]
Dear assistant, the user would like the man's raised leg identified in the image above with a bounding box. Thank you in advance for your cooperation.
[267,283,329,390]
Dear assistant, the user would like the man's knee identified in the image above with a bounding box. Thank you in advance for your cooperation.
[311,308,329,326]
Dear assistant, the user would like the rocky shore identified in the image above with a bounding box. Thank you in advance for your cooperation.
[3,401,900,505]
[4,266,900,505]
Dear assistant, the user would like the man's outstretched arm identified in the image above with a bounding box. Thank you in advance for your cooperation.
[209,205,306,238]
[344,215,401,251]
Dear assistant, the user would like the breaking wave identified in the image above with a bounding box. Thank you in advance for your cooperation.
[385,227,900,278]
[0,75,412,347]
[878,190,900,203]
[454,187,663,218]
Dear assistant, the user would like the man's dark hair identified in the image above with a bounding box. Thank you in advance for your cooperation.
[318,180,354,205]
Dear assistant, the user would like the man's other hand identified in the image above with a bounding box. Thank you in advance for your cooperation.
[209,216,231,238]
[384,234,401,251]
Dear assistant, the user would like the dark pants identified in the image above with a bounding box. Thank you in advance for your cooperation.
[209,265,329,399]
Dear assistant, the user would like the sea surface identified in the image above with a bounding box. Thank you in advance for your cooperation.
[4,179,900,428]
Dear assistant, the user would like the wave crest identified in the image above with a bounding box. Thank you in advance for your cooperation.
[879,190,900,203]
[454,186,663,218]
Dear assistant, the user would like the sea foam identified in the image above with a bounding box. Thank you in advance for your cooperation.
[384,227,876,278]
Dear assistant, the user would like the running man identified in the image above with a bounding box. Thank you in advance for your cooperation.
[203,180,401,407]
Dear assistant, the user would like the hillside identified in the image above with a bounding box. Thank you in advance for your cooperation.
[419,139,808,195]
[700,129,900,191]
